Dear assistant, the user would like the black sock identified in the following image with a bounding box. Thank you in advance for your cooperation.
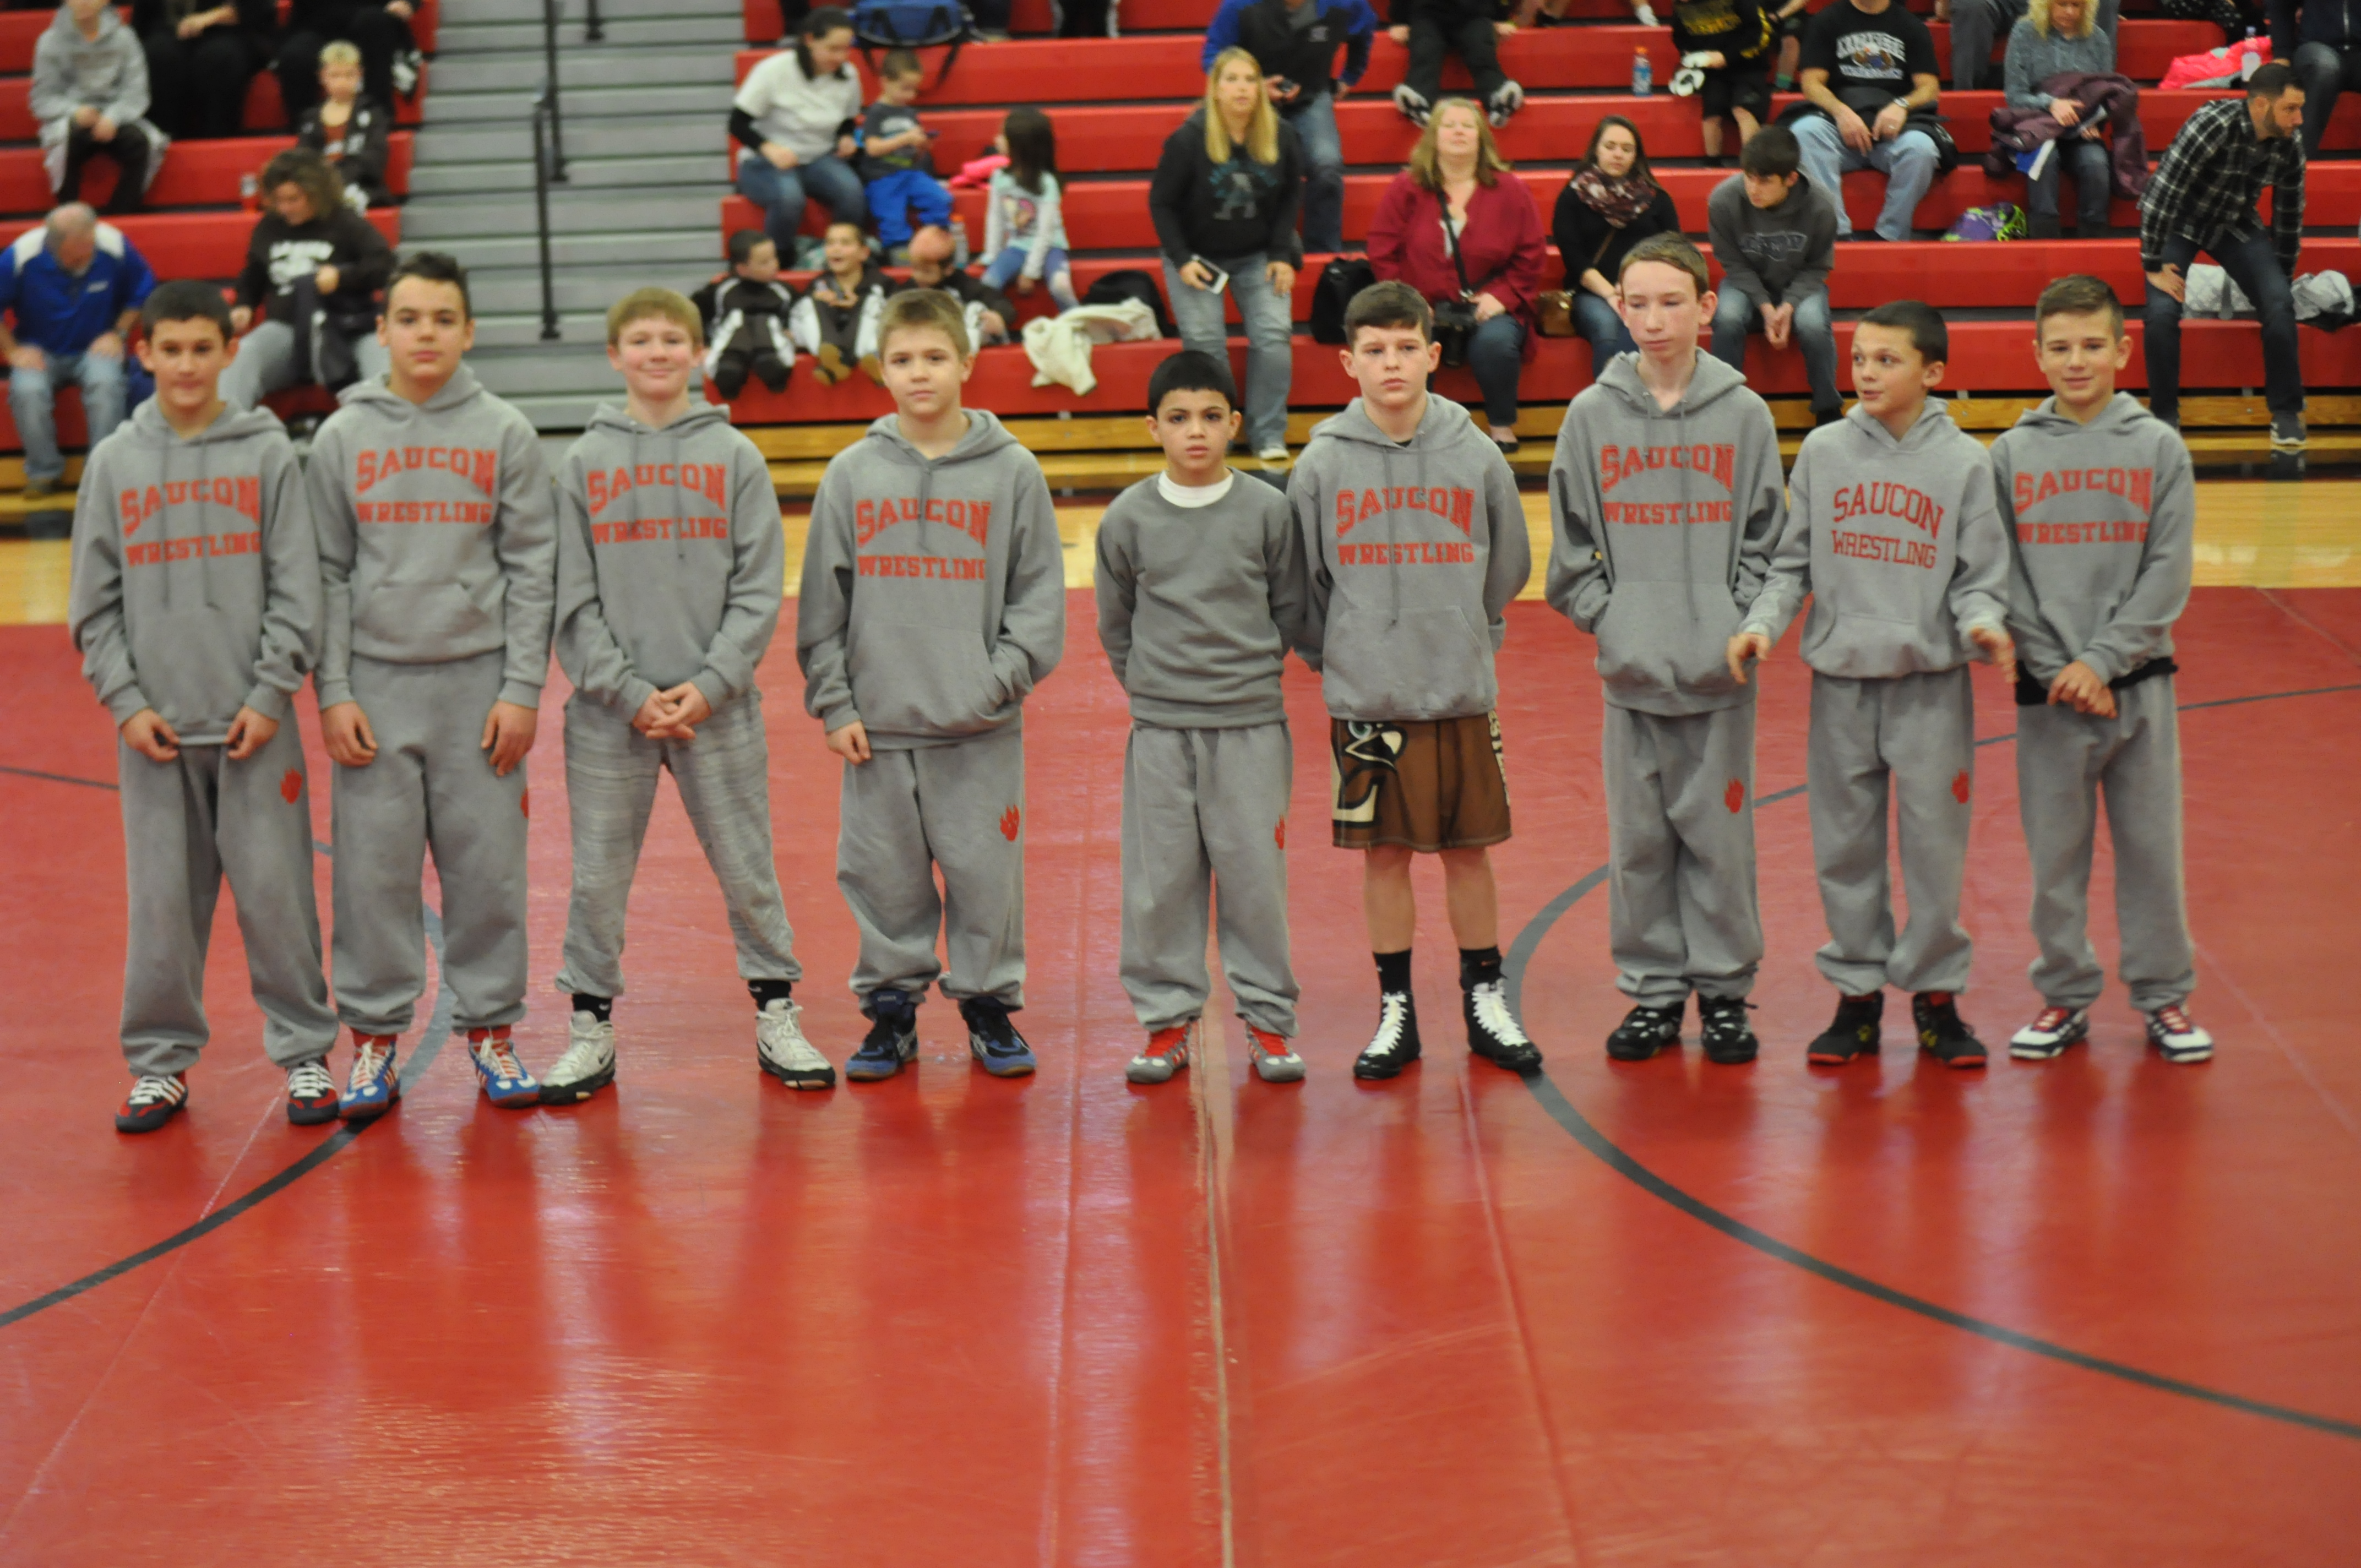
[1459,946,1503,989]
[1375,949,1413,994]
[572,993,612,1022]
[748,978,794,1010]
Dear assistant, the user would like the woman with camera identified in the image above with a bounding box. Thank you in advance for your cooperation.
[1365,96,1543,451]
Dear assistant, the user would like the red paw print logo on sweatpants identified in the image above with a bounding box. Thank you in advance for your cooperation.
[1274,817,1287,849]
[521,788,532,819]
[999,805,1020,841]
[1724,778,1745,814]
[280,769,303,804]
[1952,770,1971,803]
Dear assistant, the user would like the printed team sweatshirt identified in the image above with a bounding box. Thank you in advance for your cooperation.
[1288,394,1531,723]
[1094,471,1305,728]
[797,410,1066,749]
[69,400,318,746]
[307,363,557,710]
[554,402,785,719]
[1742,401,2010,679]
[1989,392,2195,685]
[1546,350,1786,716]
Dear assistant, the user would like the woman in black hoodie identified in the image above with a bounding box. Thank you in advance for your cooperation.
[224,147,394,408]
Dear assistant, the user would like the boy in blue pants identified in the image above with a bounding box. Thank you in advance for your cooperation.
[860,50,951,265]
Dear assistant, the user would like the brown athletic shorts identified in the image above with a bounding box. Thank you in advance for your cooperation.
[1329,713,1512,852]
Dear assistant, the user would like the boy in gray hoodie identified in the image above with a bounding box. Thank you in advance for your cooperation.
[31,0,164,213]
[1990,275,2212,1065]
[1546,232,1786,1065]
[797,288,1066,1081]
[540,287,833,1106]
[1731,300,2015,1069]
[1097,349,1308,1087]
[1705,126,1842,426]
[1290,281,1540,1082]
[69,279,339,1133]
[308,252,557,1122]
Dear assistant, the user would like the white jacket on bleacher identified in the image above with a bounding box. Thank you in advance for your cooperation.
[1020,300,1161,395]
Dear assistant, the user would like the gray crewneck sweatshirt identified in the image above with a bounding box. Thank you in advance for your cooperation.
[1287,394,1531,722]
[69,399,317,744]
[797,409,1067,749]
[554,401,786,718]
[307,362,556,710]
[2003,17,2115,112]
[1990,391,2194,684]
[1545,350,1786,715]
[1743,401,2011,678]
[1095,468,1305,728]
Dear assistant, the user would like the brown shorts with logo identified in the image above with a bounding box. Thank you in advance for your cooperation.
[1329,713,1512,852]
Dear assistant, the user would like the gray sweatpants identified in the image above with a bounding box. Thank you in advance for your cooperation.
[1603,699,1761,1008]
[1808,668,1977,996]
[2016,676,2194,1012]
[1119,721,1299,1037]
[117,723,339,1077]
[553,692,800,999]
[838,725,1025,1006]
[330,651,531,1035]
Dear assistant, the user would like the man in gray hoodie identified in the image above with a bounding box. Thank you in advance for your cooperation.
[1547,233,1786,1066]
[541,287,834,1106]
[30,0,164,213]
[69,279,339,1133]
[1290,281,1540,1083]
[1731,300,2015,1069]
[308,252,557,1122]
[797,288,1066,1082]
[1990,275,2211,1065]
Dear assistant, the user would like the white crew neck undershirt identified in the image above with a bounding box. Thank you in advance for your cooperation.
[1157,470,1235,508]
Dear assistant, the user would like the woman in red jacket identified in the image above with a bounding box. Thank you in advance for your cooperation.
[1366,96,1544,451]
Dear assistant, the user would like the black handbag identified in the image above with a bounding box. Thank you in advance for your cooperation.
[1311,254,1376,344]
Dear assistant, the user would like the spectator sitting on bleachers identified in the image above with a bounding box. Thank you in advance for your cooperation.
[981,108,1080,311]
[296,40,392,208]
[276,1,420,122]
[1,203,154,499]
[1551,115,1678,365]
[1708,124,1842,423]
[1199,0,1379,254]
[789,219,890,385]
[1367,95,1543,450]
[2140,60,2308,444]
[1671,0,1777,162]
[693,229,796,398]
[2003,0,2117,236]
[134,0,274,140]
[1950,0,2115,90]
[31,0,165,216]
[1389,0,1525,129]
[733,7,867,263]
[1790,0,1944,241]
[897,224,1016,345]
[2275,0,2361,154]
[1151,48,1306,465]
[224,148,393,408]
[860,48,952,267]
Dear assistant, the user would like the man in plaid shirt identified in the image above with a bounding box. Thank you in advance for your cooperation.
[2140,62,2309,447]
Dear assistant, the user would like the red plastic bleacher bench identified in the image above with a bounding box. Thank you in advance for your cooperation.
[0,133,416,219]
[0,55,426,143]
[0,208,400,281]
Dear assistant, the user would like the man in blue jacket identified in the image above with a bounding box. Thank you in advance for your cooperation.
[1203,0,1378,253]
[2,202,154,498]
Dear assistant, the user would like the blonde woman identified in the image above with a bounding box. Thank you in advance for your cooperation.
[1951,0,2116,90]
[1149,47,1305,464]
[2003,0,2117,234]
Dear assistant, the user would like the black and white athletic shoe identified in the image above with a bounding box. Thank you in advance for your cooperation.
[1486,80,1525,127]
[1391,83,1432,126]
[1605,1001,1684,1061]
[2008,1004,2090,1061]
[846,989,919,1082]
[962,997,1038,1077]
[1913,991,1987,1069]
[2145,1004,2215,1063]
[1696,994,1759,1064]
[541,1010,618,1104]
[756,999,836,1089]
[286,1059,340,1125]
[116,1072,187,1134]
[1808,993,1885,1065]
[1353,991,1422,1079]
[1464,979,1542,1074]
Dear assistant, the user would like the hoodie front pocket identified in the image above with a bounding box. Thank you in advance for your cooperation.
[1593,581,1743,700]
[134,608,254,729]
[355,573,502,657]
[1327,606,1495,717]
[847,611,1003,737]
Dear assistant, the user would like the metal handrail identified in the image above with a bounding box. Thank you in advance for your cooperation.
[532,89,561,341]
[540,0,569,182]
[585,0,605,42]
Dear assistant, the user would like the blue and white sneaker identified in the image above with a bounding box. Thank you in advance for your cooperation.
[846,988,920,1082]
[466,1025,540,1108]
[339,1032,401,1122]
[961,997,1036,1078]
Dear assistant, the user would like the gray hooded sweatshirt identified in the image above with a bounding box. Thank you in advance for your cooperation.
[30,7,164,194]
[1989,392,2195,685]
[554,402,784,718]
[307,363,557,710]
[1288,395,1531,722]
[68,399,317,745]
[1744,401,2011,678]
[1095,471,1305,728]
[1706,171,1838,303]
[1546,350,1786,716]
[797,410,1066,749]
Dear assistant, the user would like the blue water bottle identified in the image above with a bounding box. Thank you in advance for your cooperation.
[1633,47,1653,96]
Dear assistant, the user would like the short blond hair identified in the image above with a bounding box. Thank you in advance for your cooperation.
[878,287,971,358]
[319,39,363,68]
[606,286,703,349]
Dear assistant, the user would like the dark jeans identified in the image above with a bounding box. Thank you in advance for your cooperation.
[143,26,262,138]
[1711,282,1841,417]
[1464,312,1525,429]
[59,122,153,213]
[1405,12,1506,105]
[2028,135,2112,229]
[1284,92,1345,253]
[278,2,414,117]
[2143,230,2302,420]
[2293,41,2361,156]
[1572,290,1635,365]
[737,154,867,251]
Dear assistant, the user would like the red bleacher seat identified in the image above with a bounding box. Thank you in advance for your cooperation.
[0,68,425,143]
[0,208,399,279]
[0,133,414,217]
